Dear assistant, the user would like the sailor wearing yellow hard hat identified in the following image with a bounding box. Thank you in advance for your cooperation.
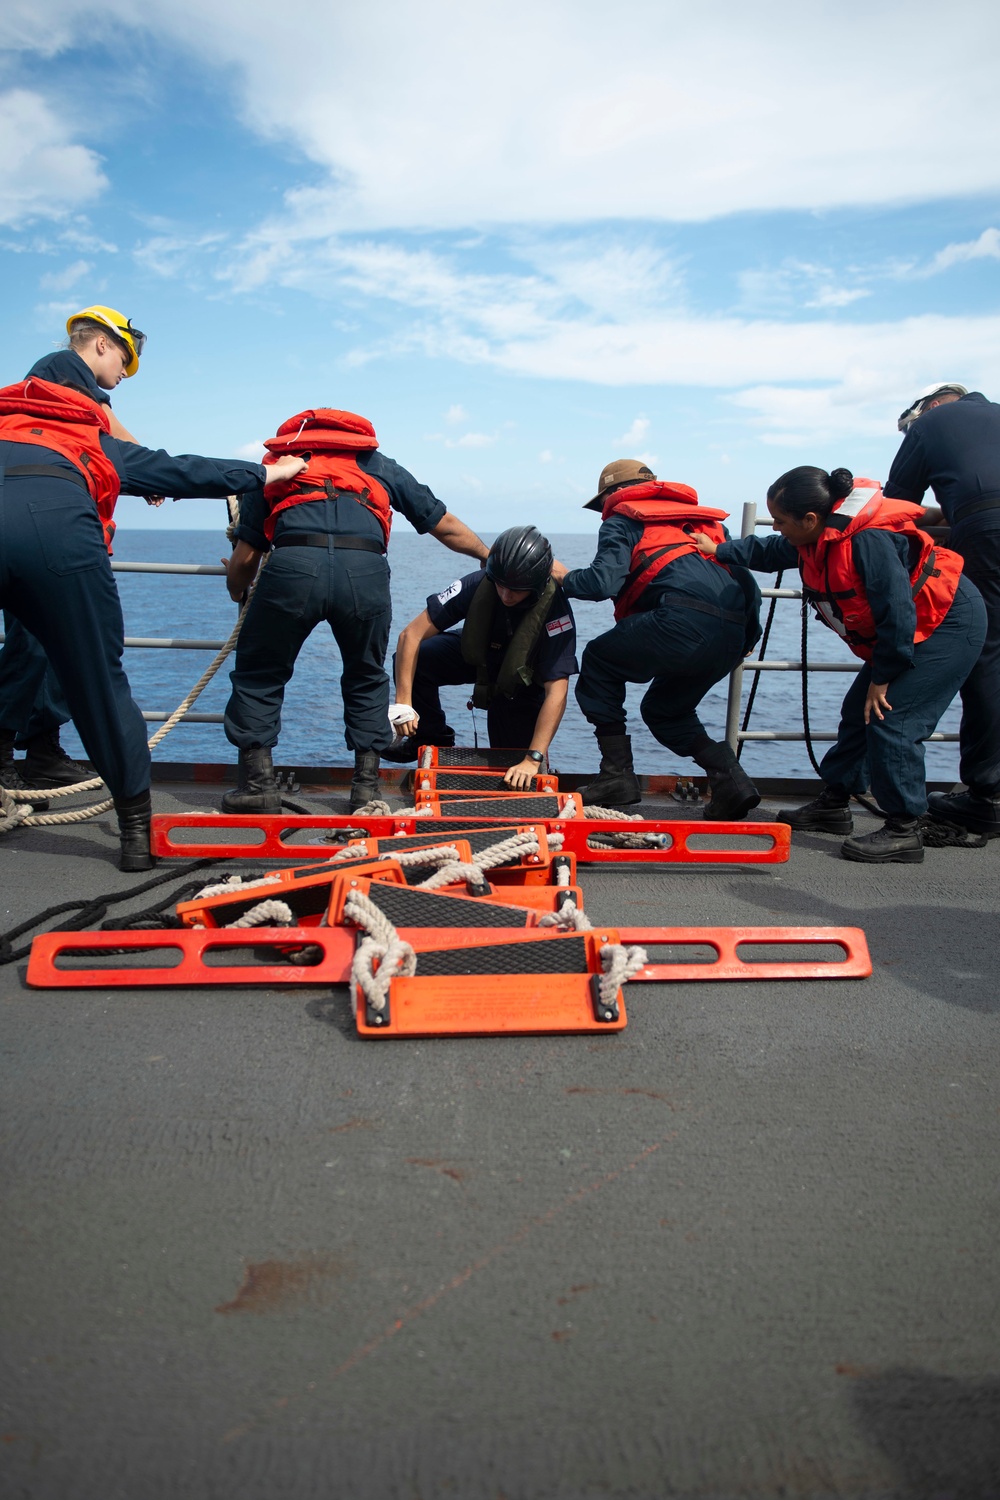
[0,306,151,799]
[0,303,305,870]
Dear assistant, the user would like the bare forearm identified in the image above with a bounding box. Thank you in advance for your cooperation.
[430,512,488,561]
[394,629,422,705]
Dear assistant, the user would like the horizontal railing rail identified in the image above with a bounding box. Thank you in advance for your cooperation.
[0,548,960,742]
[725,502,958,746]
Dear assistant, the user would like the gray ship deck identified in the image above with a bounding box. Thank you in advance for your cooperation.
[2,782,998,1499]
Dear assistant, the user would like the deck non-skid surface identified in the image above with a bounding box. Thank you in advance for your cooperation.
[1,785,998,1499]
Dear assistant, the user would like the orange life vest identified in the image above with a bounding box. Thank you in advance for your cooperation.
[601,480,732,620]
[797,477,964,660]
[0,377,120,549]
[261,408,392,546]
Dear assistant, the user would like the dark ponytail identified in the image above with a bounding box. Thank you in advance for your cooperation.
[766,465,854,522]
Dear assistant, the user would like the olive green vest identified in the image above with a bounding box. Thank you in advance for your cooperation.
[460,577,558,708]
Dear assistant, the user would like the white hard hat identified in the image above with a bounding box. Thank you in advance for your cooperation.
[897,382,968,432]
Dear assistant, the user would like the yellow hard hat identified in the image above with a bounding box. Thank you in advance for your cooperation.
[66,304,146,377]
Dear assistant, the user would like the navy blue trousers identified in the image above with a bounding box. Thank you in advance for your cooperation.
[575,604,747,757]
[0,613,70,742]
[953,532,1000,794]
[401,631,544,748]
[820,575,987,818]
[0,461,149,799]
[225,543,394,753]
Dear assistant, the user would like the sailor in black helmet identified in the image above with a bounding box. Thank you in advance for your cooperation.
[390,526,578,789]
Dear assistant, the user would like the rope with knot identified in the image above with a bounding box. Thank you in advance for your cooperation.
[415,829,545,891]
[344,888,417,1017]
[537,899,647,1009]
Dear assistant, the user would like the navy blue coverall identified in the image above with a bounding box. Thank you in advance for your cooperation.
[0,351,113,746]
[884,392,1000,795]
[227,457,447,755]
[718,530,986,818]
[0,402,266,800]
[402,569,578,748]
[561,515,760,758]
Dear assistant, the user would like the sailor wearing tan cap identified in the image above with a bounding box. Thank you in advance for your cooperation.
[551,460,762,814]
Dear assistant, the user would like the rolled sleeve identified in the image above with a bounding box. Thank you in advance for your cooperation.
[361,451,447,534]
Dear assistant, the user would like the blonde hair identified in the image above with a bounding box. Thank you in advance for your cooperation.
[67,318,130,358]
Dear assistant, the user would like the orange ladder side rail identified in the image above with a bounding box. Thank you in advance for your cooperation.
[150,813,790,864]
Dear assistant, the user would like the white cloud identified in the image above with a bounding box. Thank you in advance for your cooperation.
[0,89,107,226]
[805,286,870,310]
[539,449,553,463]
[444,403,467,424]
[925,227,1000,275]
[445,431,496,449]
[38,257,91,292]
[134,230,227,277]
[613,416,650,448]
[235,439,266,461]
[5,2,1000,231]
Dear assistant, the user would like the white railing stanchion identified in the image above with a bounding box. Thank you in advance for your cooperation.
[724,502,758,752]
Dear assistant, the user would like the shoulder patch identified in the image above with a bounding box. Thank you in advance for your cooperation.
[545,614,574,637]
[436,579,463,605]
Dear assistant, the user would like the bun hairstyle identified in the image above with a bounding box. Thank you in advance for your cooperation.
[767,465,855,522]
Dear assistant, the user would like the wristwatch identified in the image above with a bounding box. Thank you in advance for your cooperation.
[526,751,545,764]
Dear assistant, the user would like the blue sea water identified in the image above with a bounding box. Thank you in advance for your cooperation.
[60,526,962,780]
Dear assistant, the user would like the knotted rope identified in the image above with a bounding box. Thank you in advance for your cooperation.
[344,888,417,1017]
[537,899,647,1009]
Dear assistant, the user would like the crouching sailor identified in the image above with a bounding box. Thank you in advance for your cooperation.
[0,366,304,871]
[697,466,987,863]
[552,460,762,815]
[389,526,577,789]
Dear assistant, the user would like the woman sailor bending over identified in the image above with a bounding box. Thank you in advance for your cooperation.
[695,465,986,864]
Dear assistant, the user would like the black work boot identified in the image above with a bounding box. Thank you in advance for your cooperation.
[841,816,924,864]
[577,734,641,808]
[350,750,382,810]
[20,729,91,788]
[698,741,760,821]
[778,783,853,834]
[927,788,1000,838]
[0,728,48,810]
[114,791,155,872]
[221,746,281,813]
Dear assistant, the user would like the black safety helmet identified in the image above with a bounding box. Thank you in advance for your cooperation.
[485,525,553,598]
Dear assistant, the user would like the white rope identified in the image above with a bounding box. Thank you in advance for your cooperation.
[0,785,33,833]
[344,888,417,1016]
[194,873,284,899]
[420,747,433,768]
[352,799,393,816]
[415,829,543,891]
[555,861,571,887]
[537,898,646,1009]
[581,805,669,849]
[225,898,295,929]
[3,544,266,832]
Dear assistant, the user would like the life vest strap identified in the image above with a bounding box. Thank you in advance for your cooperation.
[673,594,747,627]
[3,463,88,489]
[271,532,385,554]
[619,541,687,600]
[911,547,941,598]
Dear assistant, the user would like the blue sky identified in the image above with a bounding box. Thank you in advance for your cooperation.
[2,0,999,533]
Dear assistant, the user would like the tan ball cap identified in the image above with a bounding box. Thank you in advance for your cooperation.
[584,459,656,511]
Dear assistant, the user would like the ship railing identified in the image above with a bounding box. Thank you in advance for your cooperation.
[724,502,957,749]
[0,546,961,742]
